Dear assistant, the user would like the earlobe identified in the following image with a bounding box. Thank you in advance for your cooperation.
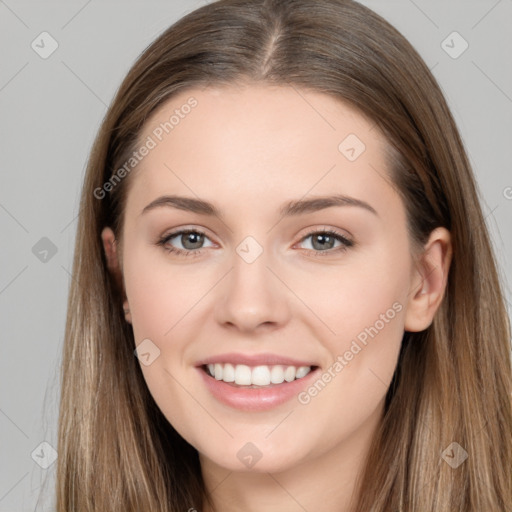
[123,301,132,324]
[404,227,452,332]
[101,227,132,324]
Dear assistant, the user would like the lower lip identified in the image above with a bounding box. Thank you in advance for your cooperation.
[197,366,320,411]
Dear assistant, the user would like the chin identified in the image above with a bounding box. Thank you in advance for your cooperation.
[204,450,301,474]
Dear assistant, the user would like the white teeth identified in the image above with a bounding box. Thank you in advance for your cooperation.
[284,366,296,382]
[270,365,285,384]
[205,363,312,386]
[222,363,235,382]
[295,366,311,378]
[214,363,223,380]
[234,364,252,385]
[251,365,271,386]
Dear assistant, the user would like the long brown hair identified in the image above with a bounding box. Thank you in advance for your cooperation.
[57,0,512,510]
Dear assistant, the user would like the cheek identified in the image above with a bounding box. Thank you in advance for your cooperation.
[296,244,409,414]
[289,260,407,454]
[297,247,410,344]
[122,246,215,343]
[122,248,211,445]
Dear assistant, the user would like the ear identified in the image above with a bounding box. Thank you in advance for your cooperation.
[101,226,131,324]
[404,227,452,332]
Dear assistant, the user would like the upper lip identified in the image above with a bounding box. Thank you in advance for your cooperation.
[195,352,318,368]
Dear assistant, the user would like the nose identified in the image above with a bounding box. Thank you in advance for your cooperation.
[214,242,291,333]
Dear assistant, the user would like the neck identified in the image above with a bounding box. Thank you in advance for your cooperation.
[200,401,384,512]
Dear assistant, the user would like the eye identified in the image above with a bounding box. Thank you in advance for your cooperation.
[157,229,215,257]
[296,228,354,256]
[157,227,354,258]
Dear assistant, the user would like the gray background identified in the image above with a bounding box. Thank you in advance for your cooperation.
[1,0,511,510]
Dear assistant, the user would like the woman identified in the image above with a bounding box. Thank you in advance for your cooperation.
[57,0,512,510]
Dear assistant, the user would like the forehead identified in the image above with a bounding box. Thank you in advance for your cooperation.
[125,84,396,219]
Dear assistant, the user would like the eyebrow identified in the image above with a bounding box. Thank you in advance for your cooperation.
[140,194,378,218]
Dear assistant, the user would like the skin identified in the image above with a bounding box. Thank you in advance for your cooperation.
[102,84,452,512]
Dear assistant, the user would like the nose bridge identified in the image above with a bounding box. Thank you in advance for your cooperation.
[215,233,289,331]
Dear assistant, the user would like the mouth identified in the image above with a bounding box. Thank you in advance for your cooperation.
[196,356,321,411]
[201,363,318,388]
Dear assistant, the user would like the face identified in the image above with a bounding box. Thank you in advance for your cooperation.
[106,84,423,474]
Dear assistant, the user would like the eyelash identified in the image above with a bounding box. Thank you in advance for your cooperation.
[156,228,354,258]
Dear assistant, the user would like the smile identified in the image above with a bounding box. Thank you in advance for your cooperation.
[196,354,321,411]
[204,363,313,387]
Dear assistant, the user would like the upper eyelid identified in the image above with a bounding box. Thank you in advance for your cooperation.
[162,226,213,241]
